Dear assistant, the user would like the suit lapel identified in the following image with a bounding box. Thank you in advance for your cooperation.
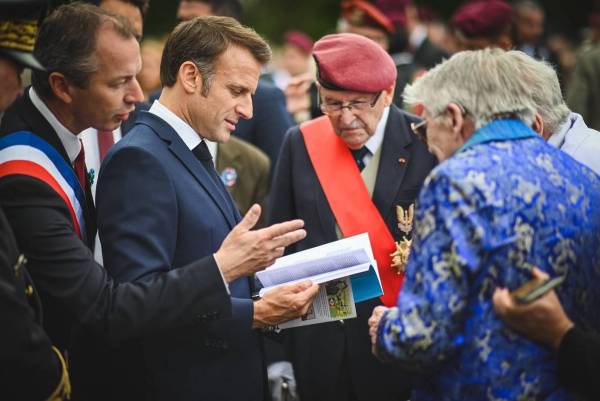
[372,106,413,222]
[138,113,237,229]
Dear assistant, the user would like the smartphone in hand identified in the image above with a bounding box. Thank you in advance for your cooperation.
[510,275,565,304]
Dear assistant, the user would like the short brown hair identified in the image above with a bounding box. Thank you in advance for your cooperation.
[32,2,137,99]
[160,16,271,95]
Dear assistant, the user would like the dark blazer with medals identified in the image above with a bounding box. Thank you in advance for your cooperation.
[269,105,436,401]
[0,93,231,396]
[96,111,267,401]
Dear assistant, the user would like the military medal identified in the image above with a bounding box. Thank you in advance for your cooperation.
[390,204,414,274]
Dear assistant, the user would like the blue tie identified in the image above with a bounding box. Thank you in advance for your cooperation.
[350,147,370,171]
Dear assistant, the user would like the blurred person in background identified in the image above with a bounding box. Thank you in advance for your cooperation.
[451,0,513,51]
[567,12,600,131]
[137,38,164,100]
[272,30,313,91]
[512,1,563,85]
[91,0,146,40]
[507,50,600,175]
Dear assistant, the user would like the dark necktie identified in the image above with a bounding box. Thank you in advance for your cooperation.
[192,140,223,188]
[192,140,239,219]
[98,129,115,161]
[73,140,87,191]
[350,147,370,171]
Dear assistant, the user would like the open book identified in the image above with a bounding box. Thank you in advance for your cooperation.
[255,233,383,329]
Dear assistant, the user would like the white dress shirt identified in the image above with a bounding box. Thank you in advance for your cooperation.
[29,87,81,163]
[149,100,202,150]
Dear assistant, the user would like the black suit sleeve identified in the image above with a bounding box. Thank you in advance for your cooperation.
[558,326,600,399]
[0,209,64,401]
[0,175,231,345]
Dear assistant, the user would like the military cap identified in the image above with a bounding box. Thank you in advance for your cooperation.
[284,30,313,55]
[341,0,395,34]
[313,32,397,93]
[452,0,512,38]
[0,0,46,70]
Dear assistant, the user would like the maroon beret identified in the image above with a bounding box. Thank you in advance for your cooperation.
[373,0,410,28]
[341,0,395,34]
[452,0,512,38]
[313,33,397,93]
[284,30,313,55]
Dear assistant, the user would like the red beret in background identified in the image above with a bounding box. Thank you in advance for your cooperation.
[341,0,395,34]
[452,0,512,38]
[284,30,314,55]
[313,32,397,93]
[373,0,410,28]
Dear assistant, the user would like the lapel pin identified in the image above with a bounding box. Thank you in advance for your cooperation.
[398,157,406,164]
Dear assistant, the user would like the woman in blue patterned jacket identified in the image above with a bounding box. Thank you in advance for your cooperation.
[368,47,600,401]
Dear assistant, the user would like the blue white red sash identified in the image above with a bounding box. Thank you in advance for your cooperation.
[0,131,87,239]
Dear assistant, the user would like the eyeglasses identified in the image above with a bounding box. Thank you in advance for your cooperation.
[410,103,468,145]
[410,120,428,144]
[319,91,382,116]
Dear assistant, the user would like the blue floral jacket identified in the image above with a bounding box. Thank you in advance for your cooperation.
[376,119,600,401]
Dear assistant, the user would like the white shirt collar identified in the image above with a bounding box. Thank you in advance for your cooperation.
[149,100,202,151]
[29,87,81,163]
[205,140,218,160]
[364,106,389,155]
[548,112,577,149]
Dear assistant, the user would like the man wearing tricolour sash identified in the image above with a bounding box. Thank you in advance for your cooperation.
[269,33,436,401]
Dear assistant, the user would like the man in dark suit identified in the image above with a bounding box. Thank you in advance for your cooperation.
[0,5,307,398]
[96,16,319,401]
[177,0,295,169]
[269,33,436,401]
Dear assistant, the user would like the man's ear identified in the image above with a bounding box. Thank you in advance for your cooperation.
[532,113,546,138]
[447,102,475,141]
[382,83,395,106]
[178,61,202,95]
[447,102,464,134]
[48,72,73,104]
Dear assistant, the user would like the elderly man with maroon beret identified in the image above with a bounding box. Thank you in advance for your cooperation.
[269,33,436,401]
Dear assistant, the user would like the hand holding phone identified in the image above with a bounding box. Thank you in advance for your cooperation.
[510,275,565,304]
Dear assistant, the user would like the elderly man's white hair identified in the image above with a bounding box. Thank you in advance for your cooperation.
[403,47,537,129]
[504,50,570,135]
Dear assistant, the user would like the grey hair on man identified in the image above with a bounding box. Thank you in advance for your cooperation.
[503,50,570,137]
[403,47,537,129]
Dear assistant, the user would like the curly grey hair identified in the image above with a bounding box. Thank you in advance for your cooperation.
[403,47,537,129]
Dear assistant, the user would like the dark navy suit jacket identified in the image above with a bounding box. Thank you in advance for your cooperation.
[96,112,266,401]
[269,105,437,401]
